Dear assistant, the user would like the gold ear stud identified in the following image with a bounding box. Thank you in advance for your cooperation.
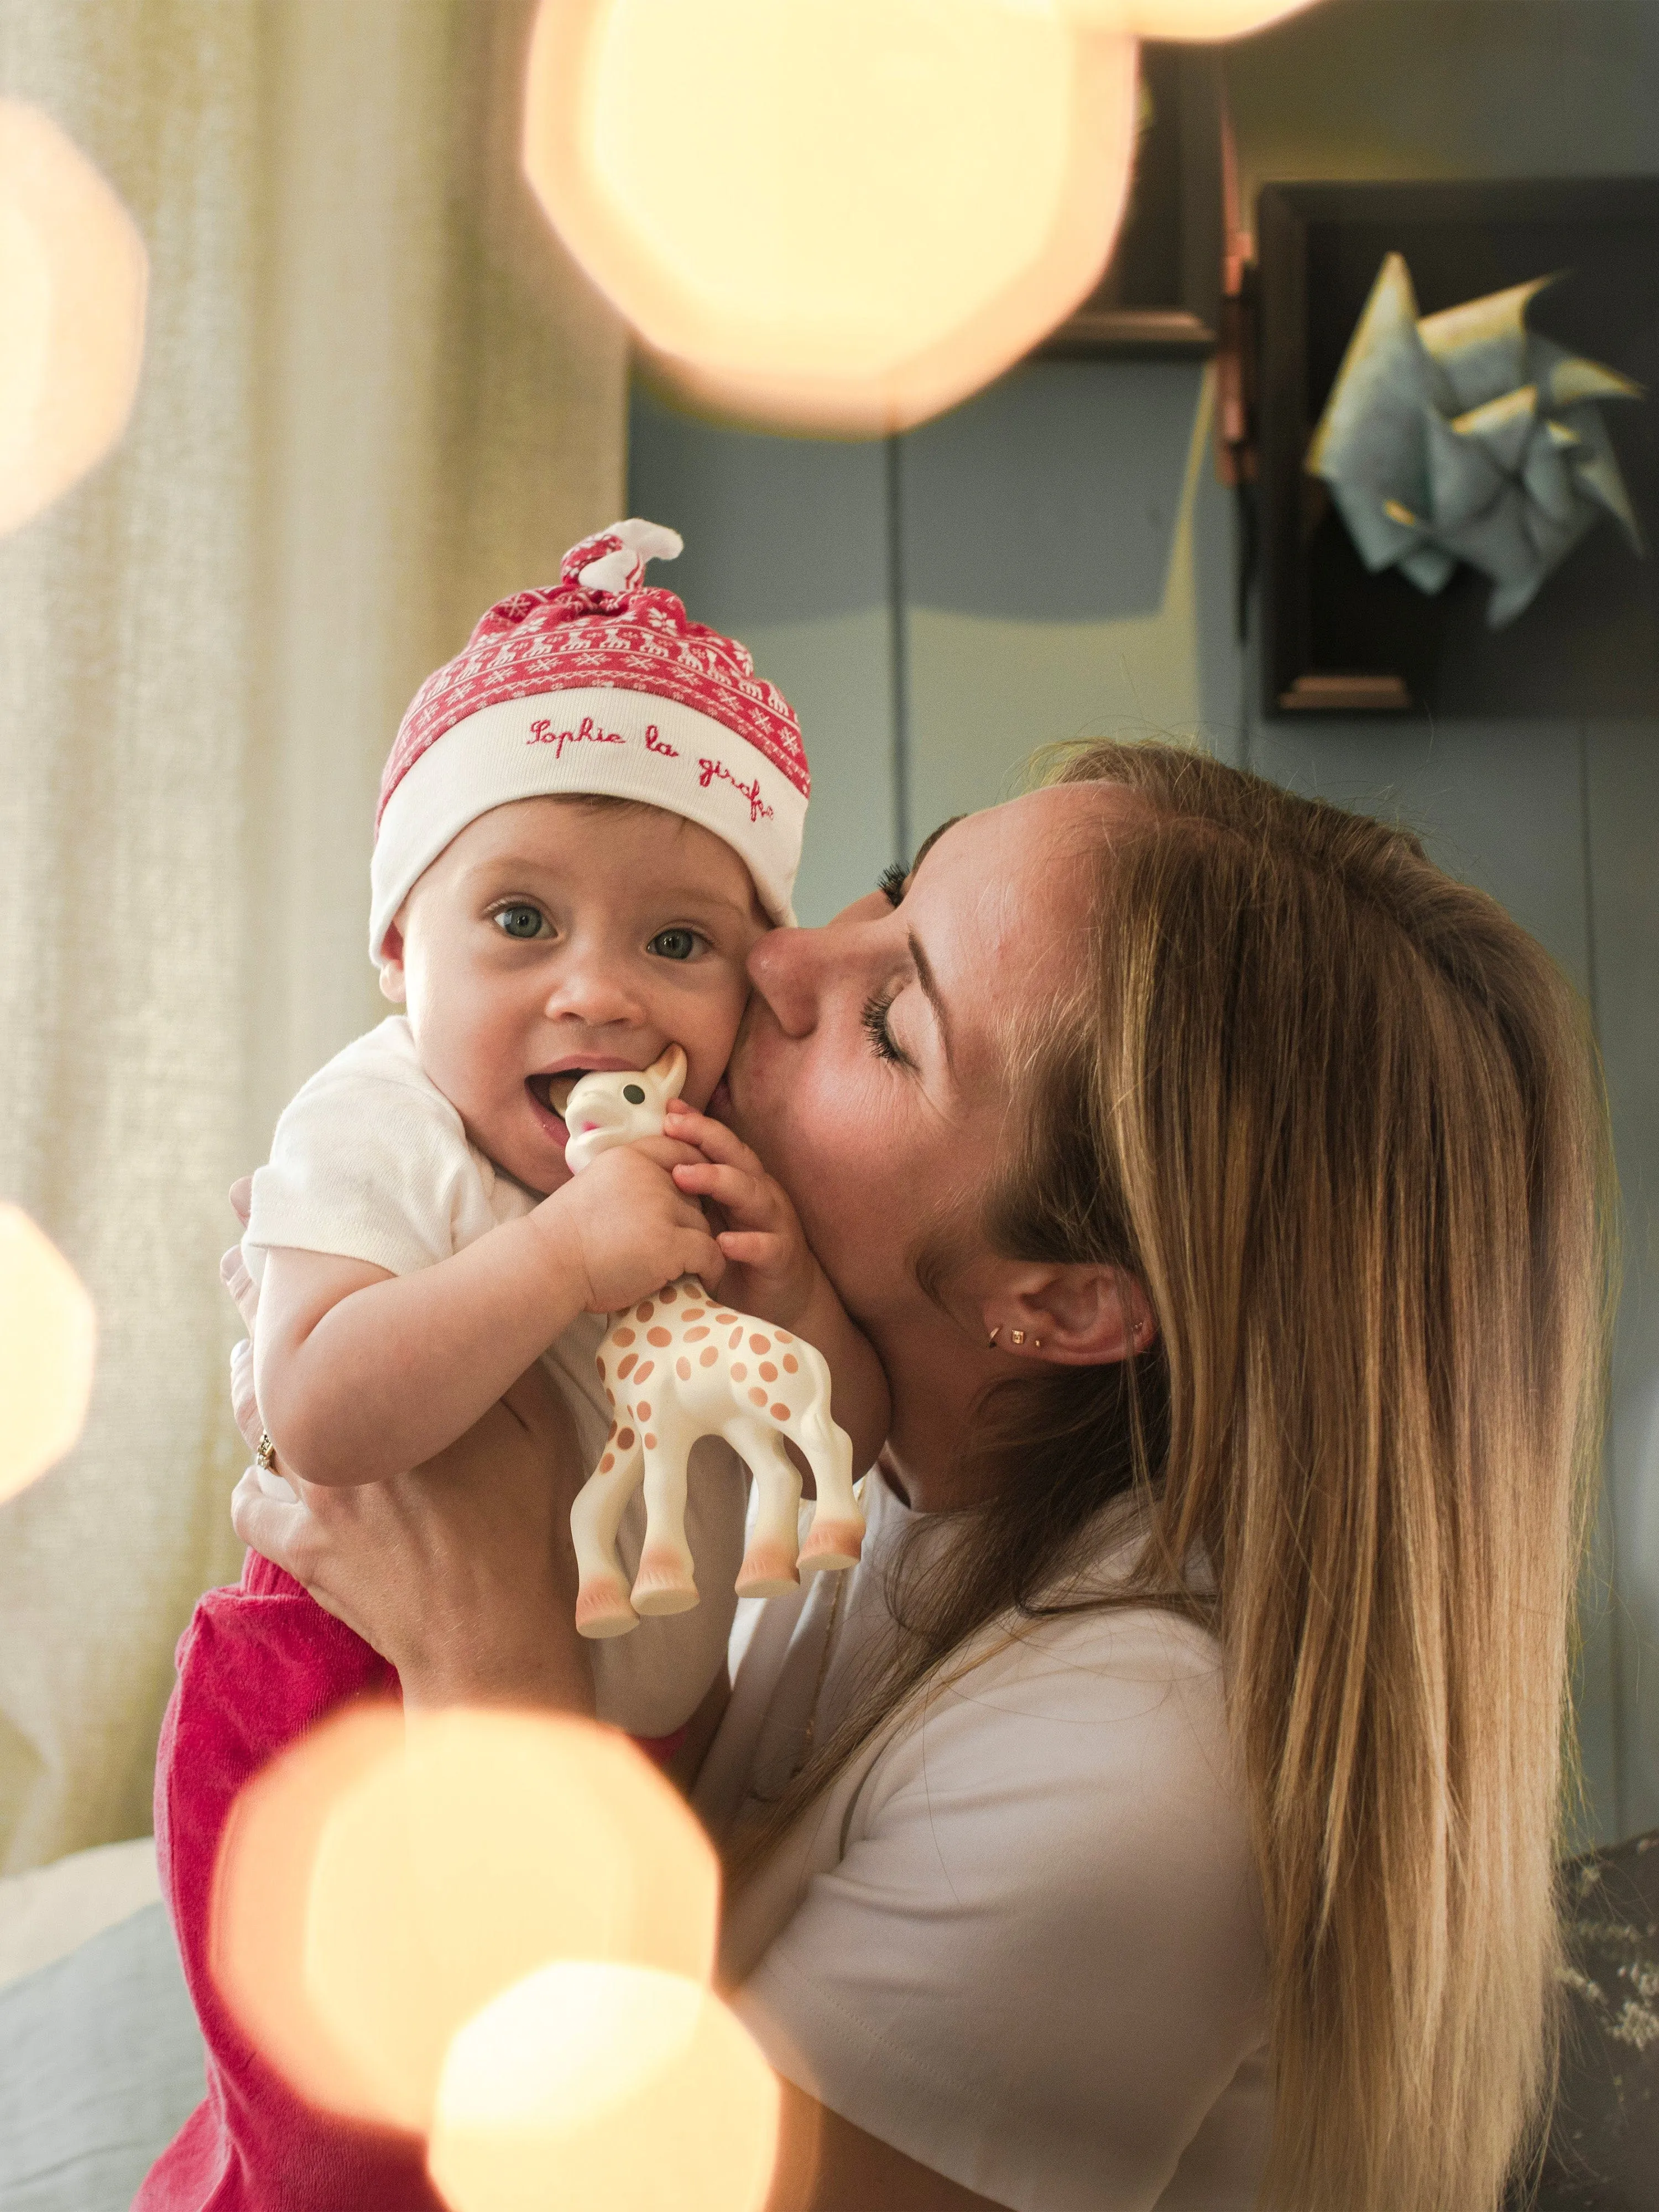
[1009,1328,1027,1346]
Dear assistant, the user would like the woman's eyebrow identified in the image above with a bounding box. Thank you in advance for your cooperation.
[907,928,953,1070]
[908,815,962,881]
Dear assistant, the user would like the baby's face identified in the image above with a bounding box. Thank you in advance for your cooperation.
[381,797,767,1196]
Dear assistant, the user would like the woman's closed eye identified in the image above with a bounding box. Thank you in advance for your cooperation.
[861,990,914,1068]
[491,901,551,941]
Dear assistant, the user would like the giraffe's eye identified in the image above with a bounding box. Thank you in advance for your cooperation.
[623,1083,646,1105]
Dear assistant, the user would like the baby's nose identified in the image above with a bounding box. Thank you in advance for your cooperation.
[541,953,643,1026]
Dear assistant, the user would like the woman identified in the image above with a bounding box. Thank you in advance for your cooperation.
[231,742,1611,2212]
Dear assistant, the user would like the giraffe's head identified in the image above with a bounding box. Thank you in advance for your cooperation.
[562,1045,688,1174]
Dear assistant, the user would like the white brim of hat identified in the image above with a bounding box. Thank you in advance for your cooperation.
[369,688,804,959]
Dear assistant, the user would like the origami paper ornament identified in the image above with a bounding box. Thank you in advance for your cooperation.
[1307,253,1645,627]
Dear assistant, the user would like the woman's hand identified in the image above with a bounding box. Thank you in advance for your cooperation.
[222,1183,594,1714]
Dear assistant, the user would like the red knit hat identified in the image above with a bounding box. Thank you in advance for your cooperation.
[369,520,809,956]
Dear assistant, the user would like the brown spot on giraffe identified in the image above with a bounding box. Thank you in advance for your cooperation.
[646,1327,671,1347]
[676,1358,691,1380]
[748,1386,768,1407]
[732,1363,747,1381]
[618,1353,637,1379]
[759,1363,778,1383]
[613,1327,636,1347]
[637,1400,651,1421]
[749,1334,770,1355]
[685,1326,709,1342]
[636,1301,654,1322]
[634,1360,654,1383]
[700,1347,718,1366]
[782,1354,799,1374]
[771,1403,791,1422]
[617,1427,636,1451]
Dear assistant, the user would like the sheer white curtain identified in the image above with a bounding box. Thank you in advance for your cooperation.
[0,0,625,1873]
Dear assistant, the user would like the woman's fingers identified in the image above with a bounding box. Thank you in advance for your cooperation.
[228,1177,253,1229]
[229,1338,262,1449]
[221,1243,260,1334]
[231,1463,307,1567]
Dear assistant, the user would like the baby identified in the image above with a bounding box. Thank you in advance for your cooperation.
[139,520,886,2212]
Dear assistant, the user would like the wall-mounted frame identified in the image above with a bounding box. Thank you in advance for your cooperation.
[1034,44,1223,362]
[1258,178,1659,717]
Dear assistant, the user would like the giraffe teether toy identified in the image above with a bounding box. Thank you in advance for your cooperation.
[563,1047,865,1639]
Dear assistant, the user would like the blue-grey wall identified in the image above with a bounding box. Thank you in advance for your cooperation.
[629,0,1659,1845]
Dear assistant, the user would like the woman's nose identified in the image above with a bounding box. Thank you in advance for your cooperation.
[745,926,829,1037]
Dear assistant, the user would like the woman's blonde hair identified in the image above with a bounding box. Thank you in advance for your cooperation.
[742,740,1615,2212]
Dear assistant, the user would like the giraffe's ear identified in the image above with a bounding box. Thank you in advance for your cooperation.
[645,1044,687,1105]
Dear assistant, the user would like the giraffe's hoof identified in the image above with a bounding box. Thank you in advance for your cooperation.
[736,1541,801,1601]
[798,1517,864,1574]
[632,1548,700,1616]
[575,1576,639,1639]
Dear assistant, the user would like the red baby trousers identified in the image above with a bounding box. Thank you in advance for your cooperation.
[135,1552,444,2211]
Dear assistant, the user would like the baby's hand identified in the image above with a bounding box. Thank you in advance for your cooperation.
[536,1139,724,1315]
[662,1104,818,1328]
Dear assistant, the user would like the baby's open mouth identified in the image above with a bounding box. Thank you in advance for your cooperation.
[527,1072,583,1118]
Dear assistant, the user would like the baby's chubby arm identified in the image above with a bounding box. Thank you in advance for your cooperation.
[254,1138,724,1488]
[663,1103,891,1476]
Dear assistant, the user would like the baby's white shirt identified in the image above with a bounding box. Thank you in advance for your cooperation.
[243,1015,744,1738]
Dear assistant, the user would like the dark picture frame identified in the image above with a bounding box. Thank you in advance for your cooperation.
[1258,178,1659,717]
[1034,44,1223,362]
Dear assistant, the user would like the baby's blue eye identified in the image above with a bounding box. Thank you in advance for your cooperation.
[494,904,545,941]
[649,927,698,962]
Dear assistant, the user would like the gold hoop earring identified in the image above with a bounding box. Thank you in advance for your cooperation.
[987,1325,1001,1348]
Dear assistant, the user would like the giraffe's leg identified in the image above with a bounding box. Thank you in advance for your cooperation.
[630,1408,699,1616]
[795,1395,864,1573]
[571,1431,646,1637]
[724,1420,802,1599]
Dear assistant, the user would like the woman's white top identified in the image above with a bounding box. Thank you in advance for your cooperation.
[241,1015,744,1739]
[697,1472,1269,2212]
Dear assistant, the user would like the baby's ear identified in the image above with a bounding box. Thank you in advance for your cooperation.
[378,922,408,1004]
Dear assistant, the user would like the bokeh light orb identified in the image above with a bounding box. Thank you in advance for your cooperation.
[0,101,147,538]
[0,1203,96,1503]
[429,1962,779,2212]
[1057,0,1319,34]
[213,1704,721,2135]
[524,0,1140,434]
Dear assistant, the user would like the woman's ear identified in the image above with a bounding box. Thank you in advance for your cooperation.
[980,1264,1155,1367]
[378,921,407,1005]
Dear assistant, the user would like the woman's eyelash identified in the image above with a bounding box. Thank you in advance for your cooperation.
[860,992,906,1064]
[877,861,909,908]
